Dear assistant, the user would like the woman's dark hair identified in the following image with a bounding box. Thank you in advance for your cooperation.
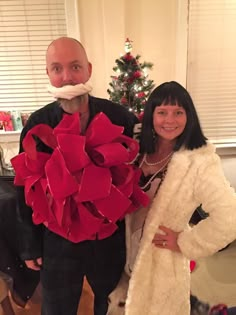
[139,81,207,153]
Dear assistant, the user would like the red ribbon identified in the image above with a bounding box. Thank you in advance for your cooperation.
[11,112,149,242]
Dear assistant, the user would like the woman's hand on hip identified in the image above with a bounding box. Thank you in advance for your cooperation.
[152,225,181,252]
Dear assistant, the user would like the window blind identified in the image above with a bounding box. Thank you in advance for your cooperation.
[187,0,236,142]
[0,0,67,113]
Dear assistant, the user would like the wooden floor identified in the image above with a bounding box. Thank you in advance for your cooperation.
[2,241,236,314]
[1,279,94,315]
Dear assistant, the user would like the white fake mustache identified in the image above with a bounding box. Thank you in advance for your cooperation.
[47,80,92,100]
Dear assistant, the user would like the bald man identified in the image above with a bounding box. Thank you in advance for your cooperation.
[16,37,138,315]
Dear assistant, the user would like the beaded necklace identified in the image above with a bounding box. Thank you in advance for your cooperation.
[140,154,173,190]
[143,151,173,166]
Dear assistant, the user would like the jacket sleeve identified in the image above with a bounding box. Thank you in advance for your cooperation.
[177,153,236,260]
[16,187,43,260]
[16,116,43,261]
[124,111,140,138]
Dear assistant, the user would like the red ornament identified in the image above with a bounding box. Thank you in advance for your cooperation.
[121,96,128,105]
[138,111,144,122]
[127,77,134,84]
[133,71,142,78]
[137,92,145,98]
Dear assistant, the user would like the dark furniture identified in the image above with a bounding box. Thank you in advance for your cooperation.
[0,170,40,304]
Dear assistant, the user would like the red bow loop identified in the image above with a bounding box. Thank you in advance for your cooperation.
[115,134,140,163]
[85,112,124,147]
[45,148,78,199]
[53,113,81,136]
[89,143,129,167]
[57,134,91,172]
[23,124,57,160]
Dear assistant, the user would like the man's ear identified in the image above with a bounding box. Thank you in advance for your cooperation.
[46,67,49,76]
[88,62,92,77]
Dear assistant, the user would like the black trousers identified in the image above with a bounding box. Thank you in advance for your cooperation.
[40,221,126,315]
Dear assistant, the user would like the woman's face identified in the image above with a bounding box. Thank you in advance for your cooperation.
[153,104,187,142]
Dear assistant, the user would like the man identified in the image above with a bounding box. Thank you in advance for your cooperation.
[16,37,138,315]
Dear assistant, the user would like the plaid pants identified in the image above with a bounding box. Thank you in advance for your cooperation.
[40,222,126,315]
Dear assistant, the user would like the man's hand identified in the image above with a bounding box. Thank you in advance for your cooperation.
[152,226,181,252]
[25,257,42,270]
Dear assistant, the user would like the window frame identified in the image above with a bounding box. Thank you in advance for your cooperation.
[176,0,236,149]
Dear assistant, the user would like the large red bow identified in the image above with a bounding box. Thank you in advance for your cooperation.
[11,112,149,242]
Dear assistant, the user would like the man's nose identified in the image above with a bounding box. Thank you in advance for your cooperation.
[62,70,73,83]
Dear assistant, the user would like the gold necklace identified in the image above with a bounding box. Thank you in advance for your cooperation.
[144,151,173,166]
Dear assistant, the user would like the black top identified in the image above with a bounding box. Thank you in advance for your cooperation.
[17,96,138,260]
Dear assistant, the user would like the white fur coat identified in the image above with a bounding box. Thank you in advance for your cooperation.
[125,143,236,315]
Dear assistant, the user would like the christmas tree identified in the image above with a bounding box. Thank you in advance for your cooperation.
[107,39,154,117]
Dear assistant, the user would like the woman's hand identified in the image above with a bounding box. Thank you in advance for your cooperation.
[152,226,181,252]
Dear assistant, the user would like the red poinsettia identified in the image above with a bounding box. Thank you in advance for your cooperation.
[11,112,149,243]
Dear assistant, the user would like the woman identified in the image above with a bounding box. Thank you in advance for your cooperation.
[125,81,236,315]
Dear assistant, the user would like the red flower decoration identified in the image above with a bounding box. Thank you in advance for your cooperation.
[133,71,142,78]
[11,112,149,243]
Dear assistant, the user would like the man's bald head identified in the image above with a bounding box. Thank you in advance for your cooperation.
[46,36,92,88]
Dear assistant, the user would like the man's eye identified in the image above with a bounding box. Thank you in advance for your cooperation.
[157,111,165,115]
[72,65,81,70]
[52,66,61,73]
[176,111,184,115]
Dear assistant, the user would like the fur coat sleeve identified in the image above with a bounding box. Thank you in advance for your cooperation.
[178,145,236,260]
[125,143,236,315]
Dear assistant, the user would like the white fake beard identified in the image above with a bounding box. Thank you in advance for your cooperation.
[58,95,87,114]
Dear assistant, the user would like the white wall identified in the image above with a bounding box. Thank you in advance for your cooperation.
[77,0,183,98]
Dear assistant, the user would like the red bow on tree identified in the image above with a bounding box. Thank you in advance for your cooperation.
[11,112,149,242]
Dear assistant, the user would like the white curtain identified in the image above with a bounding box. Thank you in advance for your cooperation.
[187,0,236,142]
